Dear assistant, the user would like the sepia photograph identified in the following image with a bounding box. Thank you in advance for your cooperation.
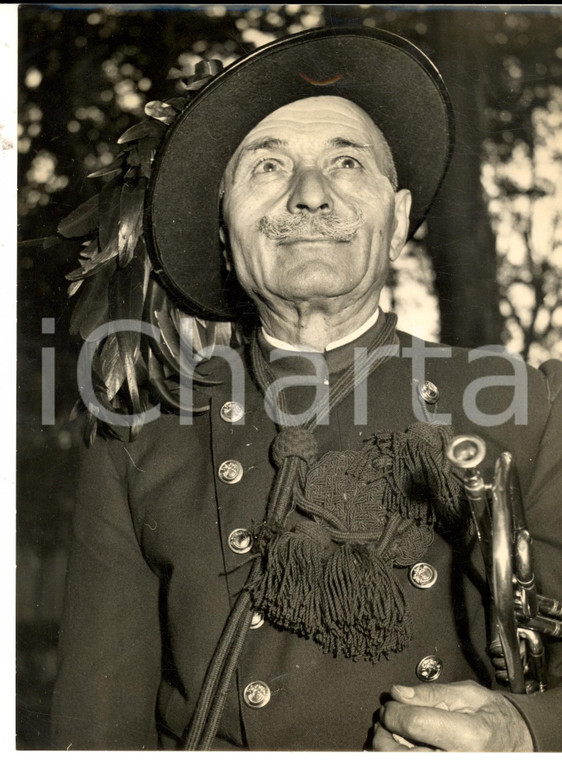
[16,3,562,751]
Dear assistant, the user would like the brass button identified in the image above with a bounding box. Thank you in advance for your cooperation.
[409,562,438,589]
[419,380,440,405]
[243,680,271,709]
[228,528,253,554]
[218,459,243,484]
[416,655,443,682]
[250,611,264,629]
[220,401,244,423]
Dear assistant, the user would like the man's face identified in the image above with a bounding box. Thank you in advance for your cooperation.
[221,96,410,309]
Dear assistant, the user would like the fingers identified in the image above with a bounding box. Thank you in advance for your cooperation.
[390,680,489,712]
[380,682,534,752]
[380,701,485,751]
[373,723,435,752]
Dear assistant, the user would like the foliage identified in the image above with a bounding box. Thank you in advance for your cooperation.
[482,86,562,363]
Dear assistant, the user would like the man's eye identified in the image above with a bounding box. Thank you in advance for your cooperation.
[334,156,362,170]
[255,159,282,174]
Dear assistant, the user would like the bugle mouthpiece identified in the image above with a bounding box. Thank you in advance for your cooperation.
[446,435,486,470]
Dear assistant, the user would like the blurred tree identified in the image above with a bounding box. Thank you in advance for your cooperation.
[421,11,504,348]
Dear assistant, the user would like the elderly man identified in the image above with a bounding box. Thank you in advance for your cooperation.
[51,28,562,751]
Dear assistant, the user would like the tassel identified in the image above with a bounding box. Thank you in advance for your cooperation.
[405,423,465,525]
[246,522,412,663]
[359,422,464,527]
[320,542,411,661]
[248,523,327,639]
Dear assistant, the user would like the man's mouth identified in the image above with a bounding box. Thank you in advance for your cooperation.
[278,236,351,246]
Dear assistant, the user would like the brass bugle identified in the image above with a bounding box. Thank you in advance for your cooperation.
[446,434,562,695]
[490,451,527,693]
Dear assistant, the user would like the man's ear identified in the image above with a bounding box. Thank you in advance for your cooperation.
[389,189,412,262]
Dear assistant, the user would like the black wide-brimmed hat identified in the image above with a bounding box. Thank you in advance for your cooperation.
[146,26,455,319]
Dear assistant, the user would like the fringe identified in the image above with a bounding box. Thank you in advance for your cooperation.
[245,422,464,662]
[247,522,411,663]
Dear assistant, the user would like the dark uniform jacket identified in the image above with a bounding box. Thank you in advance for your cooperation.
[51,317,562,751]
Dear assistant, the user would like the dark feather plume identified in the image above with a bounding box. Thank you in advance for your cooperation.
[117,118,167,144]
[58,194,100,238]
[118,179,146,267]
[57,63,236,443]
[98,177,122,250]
[69,259,115,339]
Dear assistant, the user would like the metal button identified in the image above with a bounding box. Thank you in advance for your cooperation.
[416,655,443,682]
[250,611,264,629]
[218,459,243,484]
[409,562,438,589]
[243,680,271,709]
[419,380,440,405]
[228,528,253,554]
[220,401,244,423]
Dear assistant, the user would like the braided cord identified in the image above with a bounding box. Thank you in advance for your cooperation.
[183,588,254,750]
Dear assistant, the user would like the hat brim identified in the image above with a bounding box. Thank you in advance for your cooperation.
[146,27,454,319]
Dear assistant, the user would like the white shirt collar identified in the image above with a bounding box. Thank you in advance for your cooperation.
[261,308,380,353]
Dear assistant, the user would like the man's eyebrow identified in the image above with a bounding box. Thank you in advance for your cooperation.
[327,137,372,151]
[241,137,287,153]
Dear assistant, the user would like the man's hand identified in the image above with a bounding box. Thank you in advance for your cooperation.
[373,680,534,752]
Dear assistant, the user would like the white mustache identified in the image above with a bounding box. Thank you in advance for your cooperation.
[258,206,364,243]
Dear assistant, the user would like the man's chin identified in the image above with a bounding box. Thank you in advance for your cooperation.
[273,279,356,302]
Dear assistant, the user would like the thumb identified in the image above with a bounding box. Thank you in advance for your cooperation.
[390,681,490,712]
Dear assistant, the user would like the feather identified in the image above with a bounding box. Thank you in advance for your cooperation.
[87,167,122,182]
[18,235,57,248]
[159,308,221,386]
[166,67,184,80]
[98,177,122,250]
[108,250,146,413]
[126,146,140,168]
[78,238,99,260]
[69,399,85,422]
[67,280,83,297]
[66,236,119,281]
[139,137,160,179]
[18,235,61,250]
[117,119,166,144]
[98,333,126,401]
[57,194,100,238]
[165,97,189,111]
[154,302,182,372]
[69,259,115,338]
[143,278,221,386]
[87,153,125,179]
[140,238,152,299]
[215,320,235,347]
[85,412,98,447]
[108,245,145,327]
[147,347,210,414]
[144,100,178,125]
[118,180,146,267]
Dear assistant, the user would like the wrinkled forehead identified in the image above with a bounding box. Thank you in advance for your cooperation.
[242,95,381,142]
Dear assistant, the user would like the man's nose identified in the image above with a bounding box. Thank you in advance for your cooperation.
[287,168,332,214]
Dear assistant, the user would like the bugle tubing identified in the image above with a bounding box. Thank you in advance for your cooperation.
[446,435,562,695]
